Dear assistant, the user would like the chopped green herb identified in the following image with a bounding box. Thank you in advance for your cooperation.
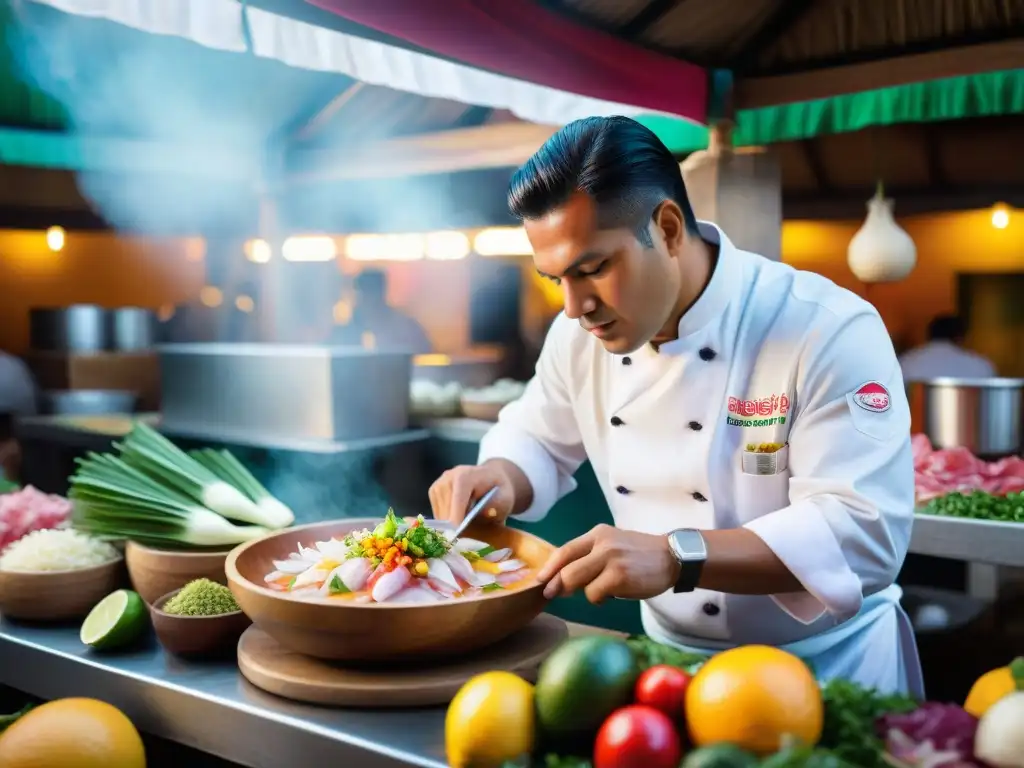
[481,583,504,592]
[476,545,495,556]
[328,574,350,594]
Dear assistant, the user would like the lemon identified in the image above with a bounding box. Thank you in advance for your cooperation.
[0,697,146,767]
[446,671,535,768]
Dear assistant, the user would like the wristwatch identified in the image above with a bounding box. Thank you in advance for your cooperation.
[666,528,707,593]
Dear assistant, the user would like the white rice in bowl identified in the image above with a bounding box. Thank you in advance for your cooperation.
[0,529,120,572]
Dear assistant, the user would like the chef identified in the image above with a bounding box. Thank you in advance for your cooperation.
[428,116,922,697]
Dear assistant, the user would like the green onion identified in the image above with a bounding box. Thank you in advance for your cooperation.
[188,448,294,528]
[115,423,275,528]
[70,452,270,547]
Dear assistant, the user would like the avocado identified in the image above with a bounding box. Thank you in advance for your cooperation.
[682,744,760,768]
[534,635,639,740]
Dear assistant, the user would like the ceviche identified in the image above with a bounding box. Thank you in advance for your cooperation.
[263,510,532,603]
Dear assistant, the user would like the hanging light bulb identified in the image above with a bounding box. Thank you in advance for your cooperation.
[847,182,917,283]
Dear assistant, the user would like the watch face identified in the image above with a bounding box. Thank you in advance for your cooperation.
[671,529,707,562]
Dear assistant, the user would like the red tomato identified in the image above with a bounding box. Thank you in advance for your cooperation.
[634,665,691,719]
[594,705,682,768]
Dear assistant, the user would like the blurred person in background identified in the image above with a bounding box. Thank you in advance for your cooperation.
[898,314,995,381]
[331,269,433,353]
[0,352,38,482]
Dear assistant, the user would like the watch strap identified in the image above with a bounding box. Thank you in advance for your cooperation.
[668,528,707,594]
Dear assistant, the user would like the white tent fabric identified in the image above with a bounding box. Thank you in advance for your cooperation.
[28,0,667,127]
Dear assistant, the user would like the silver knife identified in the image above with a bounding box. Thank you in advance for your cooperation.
[451,486,499,542]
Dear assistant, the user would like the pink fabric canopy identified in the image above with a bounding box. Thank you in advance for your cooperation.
[303,0,708,124]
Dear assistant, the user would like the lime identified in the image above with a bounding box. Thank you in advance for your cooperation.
[80,590,147,651]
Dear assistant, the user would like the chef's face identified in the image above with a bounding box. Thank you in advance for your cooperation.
[526,192,685,354]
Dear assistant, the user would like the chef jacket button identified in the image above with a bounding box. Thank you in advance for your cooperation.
[615,485,631,495]
[692,491,708,502]
[702,602,720,617]
[622,356,632,366]
[688,420,702,431]
[610,416,624,427]
[699,347,716,361]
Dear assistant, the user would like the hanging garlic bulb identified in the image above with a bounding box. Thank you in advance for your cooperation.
[847,182,917,283]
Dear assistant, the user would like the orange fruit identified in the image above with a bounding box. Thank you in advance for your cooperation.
[964,657,1024,718]
[0,697,146,767]
[685,645,823,756]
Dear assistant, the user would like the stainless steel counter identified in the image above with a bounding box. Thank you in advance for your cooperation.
[910,514,1024,568]
[0,618,448,768]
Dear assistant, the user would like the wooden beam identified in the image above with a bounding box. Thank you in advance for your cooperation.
[736,39,1024,108]
[731,0,815,73]
[784,185,1024,220]
[619,0,683,38]
[0,205,110,230]
[285,122,558,184]
[922,126,947,187]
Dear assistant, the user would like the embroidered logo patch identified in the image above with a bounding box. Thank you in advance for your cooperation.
[725,394,790,427]
[852,381,891,413]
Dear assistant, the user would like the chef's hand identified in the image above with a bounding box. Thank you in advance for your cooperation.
[428,460,521,525]
[537,524,680,604]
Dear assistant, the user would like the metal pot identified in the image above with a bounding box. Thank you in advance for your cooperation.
[39,389,138,416]
[29,306,110,352]
[909,377,1024,458]
[111,307,156,351]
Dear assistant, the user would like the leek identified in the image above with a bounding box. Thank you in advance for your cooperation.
[70,452,270,547]
[189,448,294,528]
[116,423,275,527]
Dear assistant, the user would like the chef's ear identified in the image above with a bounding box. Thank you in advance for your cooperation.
[652,200,686,256]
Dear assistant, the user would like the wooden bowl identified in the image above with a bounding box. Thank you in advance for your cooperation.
[226,518,555,662]
[125,541,231,605]
[149,588,251,658]
[0,557,125,620]
[459,397,507,422]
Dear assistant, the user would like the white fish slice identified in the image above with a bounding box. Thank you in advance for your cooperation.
[442,552,476,583]
[450,537,489,552]
[293,567,330,588]
[338,557,373,592]
[388,584,443,604]
[371,566,412,602]
[274,559,312,575]
[426,558,460,591]
[496,571,525,586]
[316,539,350,561]
[483,547,512,562]
[495,558,527,573]
[263,570,287,583]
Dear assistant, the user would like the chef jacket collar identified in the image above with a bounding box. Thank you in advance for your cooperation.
[637,221,741,358]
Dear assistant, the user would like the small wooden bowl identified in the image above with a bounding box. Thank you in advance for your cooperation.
[125,541,231,605]
[226,518,555,662]
[0,557,125,620]
[149,588,251,658]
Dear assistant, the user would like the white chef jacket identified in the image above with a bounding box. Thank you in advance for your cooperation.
[899,340,996,381]
[479,222,924,697]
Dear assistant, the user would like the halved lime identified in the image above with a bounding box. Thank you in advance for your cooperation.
[80,589,147,651]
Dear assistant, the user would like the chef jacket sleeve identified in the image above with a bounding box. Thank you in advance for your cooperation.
[477,315,587,522]
[742,310,914,625]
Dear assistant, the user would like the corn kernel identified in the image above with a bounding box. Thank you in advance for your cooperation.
[398,540,408,551]
[383,537,394,547]
[414,561,429,576]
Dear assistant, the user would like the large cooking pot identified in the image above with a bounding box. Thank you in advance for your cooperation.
[29,306,110,352]
[909,377,1024,458]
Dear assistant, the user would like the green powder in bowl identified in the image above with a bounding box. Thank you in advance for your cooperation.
[163,578,240,617]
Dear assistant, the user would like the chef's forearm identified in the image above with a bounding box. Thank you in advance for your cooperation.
[697,528,803,594]
[482,458,535,515]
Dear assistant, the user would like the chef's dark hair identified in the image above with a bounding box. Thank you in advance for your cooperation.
[928,314,966,342]
[507,116,698,246]
[354,269,387,299]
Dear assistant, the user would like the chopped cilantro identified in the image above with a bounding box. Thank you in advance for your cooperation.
[482,583,504,592]
[328,574,350,594]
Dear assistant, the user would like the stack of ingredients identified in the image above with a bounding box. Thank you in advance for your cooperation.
[444,634,1024,768]
[69,423,295,547]
[0,484,72,550]
[913,434,1024,522]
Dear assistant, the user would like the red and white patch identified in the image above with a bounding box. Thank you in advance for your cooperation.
[852,381,891,413]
